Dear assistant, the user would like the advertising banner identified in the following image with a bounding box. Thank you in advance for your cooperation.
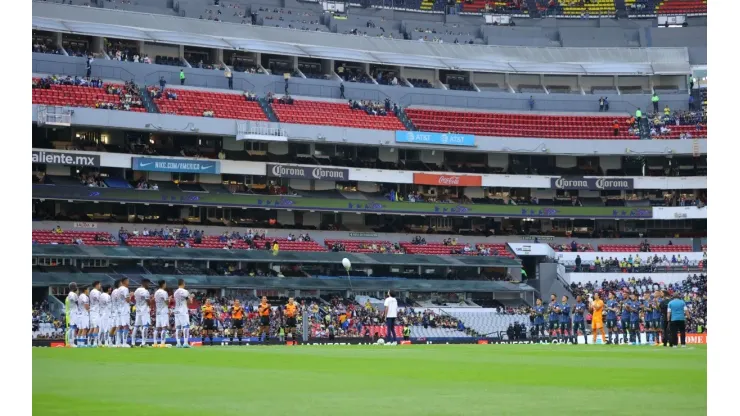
[32,150,100,167]
[132,157,220,174]
[395,131,476,147]
[413,173,482,187]
[550,177,634,190]
[267,164,348,181]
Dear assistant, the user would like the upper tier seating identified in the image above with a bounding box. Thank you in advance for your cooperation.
[325,239,395,253]
[405,108,706,139]
[32,79,147,112]
[32,231,117,246]
[400,242,515,258]
[125,236,326,251]
[150,88,269,121]
[271,100,405,130]
[598,244,693,252]
[656,0,707,14]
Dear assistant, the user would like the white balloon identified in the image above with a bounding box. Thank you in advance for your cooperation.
[342,258,351,270]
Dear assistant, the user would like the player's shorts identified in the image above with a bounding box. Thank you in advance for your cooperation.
[203,319,215,330]
[286,317,297,328]
[606,319,618,329]
[77,313,90,329]
[89,312,100,329]
[260,316,270,326]
[591,320,604,329]
[99,314,109,332]
[232,318,244,329]
[534,323,545,333]
[560,322,572,331]
[135,312,151,327]
[548,321,559,330]
[156,311,169,328]
[118,308,131,327]
[174,312,190,328]
[630,321,641,331]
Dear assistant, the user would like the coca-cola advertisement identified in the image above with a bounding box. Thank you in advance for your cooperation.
[413,173,482,186]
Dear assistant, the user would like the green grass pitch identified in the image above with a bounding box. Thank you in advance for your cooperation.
[33,344,706,416]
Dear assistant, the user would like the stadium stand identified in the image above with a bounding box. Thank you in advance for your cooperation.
[269,99,405,130]
[32,77,147,112]
[148,87,269,120]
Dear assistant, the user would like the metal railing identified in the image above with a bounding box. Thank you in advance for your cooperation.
[36,105,73,127]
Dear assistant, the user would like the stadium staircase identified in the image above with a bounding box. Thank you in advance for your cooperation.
[525,0,541,18]
[396,108,418,131]
[259,98,279,122]
[139,86,159,113]
[614,0,629,17]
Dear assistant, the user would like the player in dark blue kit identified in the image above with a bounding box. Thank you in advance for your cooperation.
[571,295,587,345]
[642,293,655,344]
[629,294,642,345]
[547,294,559,343]
[605,292,619,345]
[620,298,631,345]
[653,291,664,345]
[559,295,571,344]
[533,298,546,342]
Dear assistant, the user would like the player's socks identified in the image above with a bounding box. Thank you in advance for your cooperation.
[160,329,168,346]
[153,329,159,346]
[183,327,190,346]
[140,326,148,346]
[175,328,181,346]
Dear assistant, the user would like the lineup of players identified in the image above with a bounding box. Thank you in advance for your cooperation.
[64,278,301,347]
[529,290,671,345]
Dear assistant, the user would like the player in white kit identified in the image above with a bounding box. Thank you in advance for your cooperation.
[65,283,79,347]
[117,277,132,347]
[89,281,102,347]
[173,279,193,348]
[77,287,91,347]
[99,286,112,347]
[153,280,171,347]
[109,280,122,347]
[132,279,152,347]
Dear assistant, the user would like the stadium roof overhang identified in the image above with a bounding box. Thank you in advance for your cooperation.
[31,272,535,292]
[32,2,691,76]
[32,245,522,268]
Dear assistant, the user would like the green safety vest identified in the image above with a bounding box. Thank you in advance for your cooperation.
[635,109,642,118]
[697,325,703,333]
[279,328,285,336]
[180,72,185,80]
[403,327,410,337]
[652,95,659,102]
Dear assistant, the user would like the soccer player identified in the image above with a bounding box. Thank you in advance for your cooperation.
[284,297,298,341]
[154,280,170,348]
[589,292,606,344]
[258,296,272,342]
[572,295,588,345]
[201,299,217,346]
[117,277,132,347]
[628,293,642,345]
[230,299,245,345]
[605,292,619,345]
[100,286,112,347]
[89,281,102,347]
[173,279,193,348]
[533,299,546,342]
[658,290,670,347]
[77,286,91,347]
[642,293,654,345]
[133,279,152,347]
[547,293,559,343]
[653,290,665,346]
[65,282,79,348]
[559,295,571,344]
[619,298,631,345]
[109,280,122,347]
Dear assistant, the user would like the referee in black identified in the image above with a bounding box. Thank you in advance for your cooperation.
[659,291,671,347]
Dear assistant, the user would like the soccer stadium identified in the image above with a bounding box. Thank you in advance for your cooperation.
[31,0,707,414]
